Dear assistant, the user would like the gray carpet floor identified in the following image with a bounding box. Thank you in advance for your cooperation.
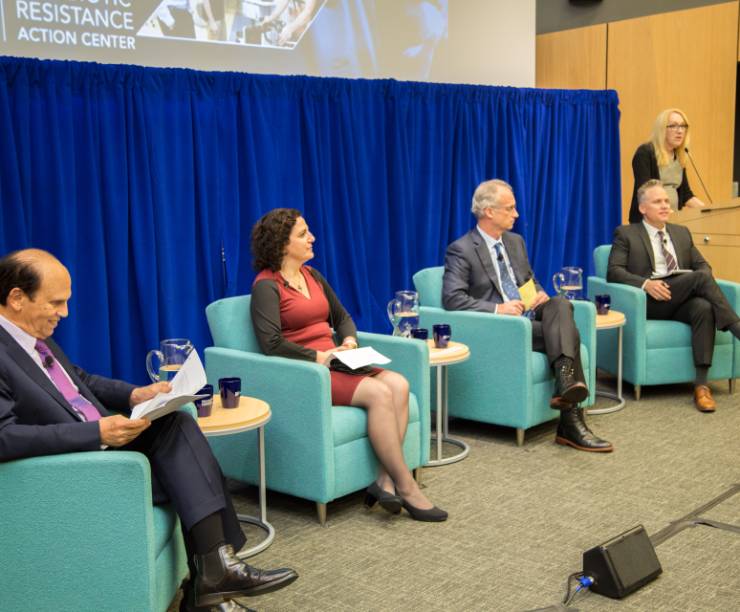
[172,377,740,611]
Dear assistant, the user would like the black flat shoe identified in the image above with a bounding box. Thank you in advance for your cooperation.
[401,499,448,522]
[364,481,402,514]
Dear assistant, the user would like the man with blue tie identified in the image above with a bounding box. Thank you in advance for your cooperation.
[607,179,740,412]
[0,249,297,611]
[443,179,612,452]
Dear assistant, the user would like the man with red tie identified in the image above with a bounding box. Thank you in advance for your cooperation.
[0,249,297,612]
[607,180,740,411]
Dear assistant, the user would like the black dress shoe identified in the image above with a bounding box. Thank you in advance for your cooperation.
[194,545,298,607]
[401,499,448,522]
[365,481,402,514]
[180,581,256,612]
[555,407,613,453]
[180,583,257,612]
[553,356,589,404]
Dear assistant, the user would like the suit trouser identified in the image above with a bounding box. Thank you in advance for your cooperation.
[646,270,740,367]
[119,412,246,553]
[530,295,585,384]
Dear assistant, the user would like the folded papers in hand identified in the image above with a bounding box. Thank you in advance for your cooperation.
[130,350,208,421]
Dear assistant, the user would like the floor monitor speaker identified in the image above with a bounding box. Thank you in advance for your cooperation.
[582,524,662,599]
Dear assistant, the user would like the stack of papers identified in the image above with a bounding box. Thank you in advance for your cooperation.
[330,346,391,370]
[651,269,692,280]
[130,350,208,421]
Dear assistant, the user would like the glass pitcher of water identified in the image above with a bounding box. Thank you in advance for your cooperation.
[552,266,583,300]
[146,338,194,382]
[386,290,420,337]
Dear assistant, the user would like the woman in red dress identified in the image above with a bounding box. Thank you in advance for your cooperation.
[250,208,446,522]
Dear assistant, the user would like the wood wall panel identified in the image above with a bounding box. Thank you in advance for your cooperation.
[536,24,607,89]
[607,2,739,222]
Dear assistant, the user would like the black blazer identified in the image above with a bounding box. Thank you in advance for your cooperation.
[629,142,694,223]
[606,222,710,288]
[0,325,134,462]
[442,229,543,312]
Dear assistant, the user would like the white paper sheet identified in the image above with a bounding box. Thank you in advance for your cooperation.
[330,346,391,369]
[130,350,208,420]
[650,269,692,280]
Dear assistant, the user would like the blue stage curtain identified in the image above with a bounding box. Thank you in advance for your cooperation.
[0,57,621,383]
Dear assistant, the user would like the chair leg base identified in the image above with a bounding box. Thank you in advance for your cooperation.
[730,379,736,395]
[516,428,525,447]
[414,467,423,485]
[316,502,327,526]
[634,385,641,401]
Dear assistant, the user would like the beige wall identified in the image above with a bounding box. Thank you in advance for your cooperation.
[535,24,606,90]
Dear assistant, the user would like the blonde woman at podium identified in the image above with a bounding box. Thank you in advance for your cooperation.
[628,108,706,223]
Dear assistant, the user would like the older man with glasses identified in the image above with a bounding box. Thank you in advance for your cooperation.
[442,179,613,453]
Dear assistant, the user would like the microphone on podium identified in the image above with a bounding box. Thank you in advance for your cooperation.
[684,147,714,205]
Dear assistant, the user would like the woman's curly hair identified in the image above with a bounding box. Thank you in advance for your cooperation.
[251,208,303,272]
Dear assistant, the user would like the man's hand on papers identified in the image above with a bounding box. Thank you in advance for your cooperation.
[130,382,172,407]
[530,291,550,309]
[497,300,526,316]
[644,279,672,301]
[99,414,150,447]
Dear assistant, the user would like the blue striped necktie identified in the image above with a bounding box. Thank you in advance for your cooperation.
[494,243,520,301]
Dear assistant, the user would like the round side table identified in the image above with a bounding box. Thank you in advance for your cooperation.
[198,395,275,558]
[588,309,626,415]
[425,340,471,467]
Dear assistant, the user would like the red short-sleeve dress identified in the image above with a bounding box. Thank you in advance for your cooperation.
[254,267,380,406]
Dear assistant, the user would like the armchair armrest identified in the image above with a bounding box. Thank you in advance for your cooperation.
[572,300,597,405]
[718,279,740,309]
[588,276,648,381]
[204,347,336,500]
[419,305,536,409]
[0,451,160,606]
[718,279,740,378]
[357,331,430,463]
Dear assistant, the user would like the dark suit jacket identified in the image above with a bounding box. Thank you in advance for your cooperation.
[0,325,134,462]
[442,229,543,312]
[606,222,710,288]
[628,142,694,223]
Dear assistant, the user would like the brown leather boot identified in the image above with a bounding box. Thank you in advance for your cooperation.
[694,385,716,412]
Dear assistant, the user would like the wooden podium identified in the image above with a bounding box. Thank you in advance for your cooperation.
[671,199,740,283]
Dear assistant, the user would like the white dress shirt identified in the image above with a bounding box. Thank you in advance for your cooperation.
[642,220,679,278]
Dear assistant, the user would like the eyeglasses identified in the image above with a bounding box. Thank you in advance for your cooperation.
[492,205,517,214]
[666,123,689,131]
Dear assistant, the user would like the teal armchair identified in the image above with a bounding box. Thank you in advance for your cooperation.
[204,295,430,524]
[587,245,738,398]
[0,451,188,612]
[412,267,596,446]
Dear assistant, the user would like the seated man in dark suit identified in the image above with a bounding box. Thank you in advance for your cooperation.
[607,179,740,411]
[443,179,612,452]
[0,249,298,612]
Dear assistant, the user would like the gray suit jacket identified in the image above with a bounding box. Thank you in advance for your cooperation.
[443,229,543,312]
[606,222,710,288]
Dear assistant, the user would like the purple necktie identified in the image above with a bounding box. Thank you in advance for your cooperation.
[656,230,678,273]
[35,340,101,423]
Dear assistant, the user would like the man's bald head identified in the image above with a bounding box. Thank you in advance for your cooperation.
[0,249,67,305]
[0,249,72,339]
